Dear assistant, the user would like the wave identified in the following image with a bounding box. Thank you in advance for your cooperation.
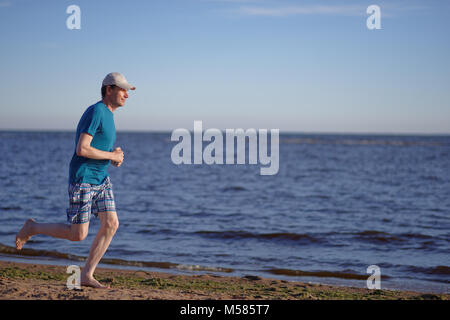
[280,138,444,147]
[0,206,22,211]
[405,265,450,276]
[356,230,405,243]
[136,228,174,235]
[354,230,437,244]
[0,243,85,262]
[195,230,323,243]
[266,268,387,280]
[194,229,440,248]
[0,243,233,273]
[401,233,434,240]
[175,264,233,273]
[222,186,247,192]
[399,266,450,285]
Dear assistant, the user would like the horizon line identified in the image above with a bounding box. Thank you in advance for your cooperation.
[1,128,449,137]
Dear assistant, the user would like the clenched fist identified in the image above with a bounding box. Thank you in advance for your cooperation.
[111,147,124,167]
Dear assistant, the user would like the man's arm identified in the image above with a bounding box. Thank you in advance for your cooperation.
[76,133,123,163]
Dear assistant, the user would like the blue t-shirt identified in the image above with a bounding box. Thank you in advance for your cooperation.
[69,101,116,185]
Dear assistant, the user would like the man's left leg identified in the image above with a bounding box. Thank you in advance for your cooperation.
[80,211,119,288]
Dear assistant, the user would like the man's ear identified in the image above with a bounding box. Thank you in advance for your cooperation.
[106,86,112,95]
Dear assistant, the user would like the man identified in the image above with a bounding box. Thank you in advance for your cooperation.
[15,72,135,289]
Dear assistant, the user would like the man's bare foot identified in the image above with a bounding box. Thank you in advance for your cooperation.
[81,274,110,289]
[15,218,35,250]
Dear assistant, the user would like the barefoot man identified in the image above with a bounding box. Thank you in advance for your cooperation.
[16,72,135,288]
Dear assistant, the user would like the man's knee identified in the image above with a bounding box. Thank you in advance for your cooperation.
[69,224,89,241]
[102,213,119,234]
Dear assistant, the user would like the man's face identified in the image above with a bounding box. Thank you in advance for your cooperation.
[108,86,129,107]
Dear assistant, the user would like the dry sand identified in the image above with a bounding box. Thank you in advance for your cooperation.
[0,260,447,300]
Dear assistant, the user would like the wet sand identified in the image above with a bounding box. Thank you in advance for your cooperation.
[0,260,447,300]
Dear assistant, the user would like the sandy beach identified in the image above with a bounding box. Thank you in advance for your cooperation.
[0,260,447,300]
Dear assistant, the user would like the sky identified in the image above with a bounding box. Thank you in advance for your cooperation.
[0,0,449,134]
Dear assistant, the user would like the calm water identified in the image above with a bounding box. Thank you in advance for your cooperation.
[0,131,449,293]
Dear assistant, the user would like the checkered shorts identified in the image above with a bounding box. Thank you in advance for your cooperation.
[66,176,116,224]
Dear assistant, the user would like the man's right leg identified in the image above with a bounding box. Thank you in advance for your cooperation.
[15,219,89,250]
[16,180,94,250]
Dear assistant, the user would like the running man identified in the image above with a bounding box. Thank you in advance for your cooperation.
[15,72,135,288]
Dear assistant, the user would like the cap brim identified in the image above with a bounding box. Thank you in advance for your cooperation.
[118,83,136,91]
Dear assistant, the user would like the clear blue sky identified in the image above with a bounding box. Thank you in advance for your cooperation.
[0,0,449,133]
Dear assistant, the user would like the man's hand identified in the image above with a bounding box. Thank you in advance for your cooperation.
[111,147,124,167]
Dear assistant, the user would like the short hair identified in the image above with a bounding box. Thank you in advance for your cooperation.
[101,85,116,98]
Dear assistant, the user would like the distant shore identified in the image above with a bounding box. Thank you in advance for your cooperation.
[0,260,447,300]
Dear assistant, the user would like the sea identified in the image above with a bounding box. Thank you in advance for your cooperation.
[0,131,448,294]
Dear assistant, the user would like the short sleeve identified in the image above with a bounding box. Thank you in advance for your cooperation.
[79,106,102,137]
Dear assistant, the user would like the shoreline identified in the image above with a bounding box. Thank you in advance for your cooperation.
[1,246,447,295]
[0,260,448,300]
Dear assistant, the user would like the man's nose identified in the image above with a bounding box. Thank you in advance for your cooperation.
[124,91,128,98]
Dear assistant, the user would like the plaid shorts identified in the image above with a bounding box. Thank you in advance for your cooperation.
[66,176,116,224]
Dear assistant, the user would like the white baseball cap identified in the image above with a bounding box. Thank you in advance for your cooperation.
[102,72,136,91]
